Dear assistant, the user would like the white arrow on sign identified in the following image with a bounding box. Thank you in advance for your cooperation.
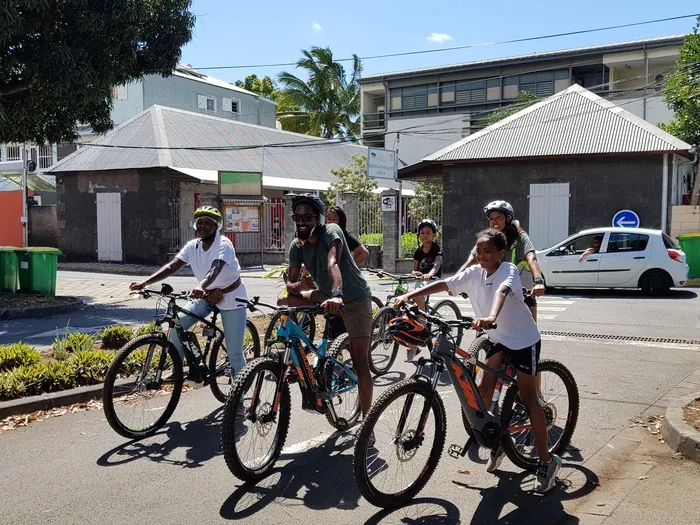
[616,218,637,227]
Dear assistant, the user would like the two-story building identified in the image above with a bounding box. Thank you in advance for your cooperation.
[360,35,685,166]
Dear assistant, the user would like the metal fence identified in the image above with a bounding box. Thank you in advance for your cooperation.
[359,198,382,237]
[222,199,285,254]
[402,197,444,234]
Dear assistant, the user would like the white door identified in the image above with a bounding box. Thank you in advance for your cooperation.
[528,183,570,250]
[544,233,601,287]
[597,231,652,286]
[96,193,123,261]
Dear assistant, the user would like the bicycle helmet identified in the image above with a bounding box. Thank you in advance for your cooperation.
[483,201,514,221]
[194,205,223,223]
[417,219,438,234]
[387,314,431,348]
[291,193,325,216]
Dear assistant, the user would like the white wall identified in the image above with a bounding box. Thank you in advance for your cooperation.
[386,114,465,166]
[616,95,675,127]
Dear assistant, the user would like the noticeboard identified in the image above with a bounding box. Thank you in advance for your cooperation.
[224,205,260,233]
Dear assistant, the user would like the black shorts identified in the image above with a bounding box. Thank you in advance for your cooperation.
[486,340,542,376]
[524,295,537,308]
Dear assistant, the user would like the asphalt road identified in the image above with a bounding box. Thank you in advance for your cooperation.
[1,273,699,524]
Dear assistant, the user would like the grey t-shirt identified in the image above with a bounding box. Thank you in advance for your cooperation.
[288,223,371,304]
[470,231,536,288]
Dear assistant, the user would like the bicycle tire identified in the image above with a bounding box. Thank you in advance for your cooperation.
[324,333,361,431]
[368,306,399,376]
[432,299,464,347]
[221,357,291,483]
[103,334,183,439]
[209,320,262,403]
[500,359,580,471]
[460,334,492,436]
[353,379,447,509]
[264,311,316,346]
[371,295,384,311]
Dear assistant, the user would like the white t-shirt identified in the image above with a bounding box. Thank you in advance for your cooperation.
[176,234,248,311]
[445,262,540,350]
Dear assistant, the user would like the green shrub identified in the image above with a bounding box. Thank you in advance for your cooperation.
[0,363,48,400]
[52,337,70,361]
[71,350,114,385]
[401,232,419,258]
[66,331,99,353]
[101,325,134,350]
[44,361,77,392]
[134,322,157,337]
[0,343,41,372]
[359,233,382,247]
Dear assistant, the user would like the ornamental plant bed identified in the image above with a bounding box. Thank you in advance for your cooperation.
[683,397,700,433]
[0,294,75,309]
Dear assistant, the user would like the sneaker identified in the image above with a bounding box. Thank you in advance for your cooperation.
[486,445,505,473]
[535,454,562,493]
[405,347,420,362]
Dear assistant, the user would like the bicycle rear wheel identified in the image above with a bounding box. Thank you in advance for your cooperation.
[221,357,291,482]
[368,306,399,376]
[324,333,361,431]
[371,296,384,315]
[432,299,464,347]
[209,320,261,403]
[500,359,580,470]
[353,379,446,509]
[103,334,183,439]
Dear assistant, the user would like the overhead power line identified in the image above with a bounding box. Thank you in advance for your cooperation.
[192,13,699,71]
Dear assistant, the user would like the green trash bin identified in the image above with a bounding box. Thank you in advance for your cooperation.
[16,247,62,296]
[0,247,20,293]
[677,233,700,278]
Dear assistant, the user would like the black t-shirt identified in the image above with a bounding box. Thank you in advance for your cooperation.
[413,242,443,277]
[343,229,361,252]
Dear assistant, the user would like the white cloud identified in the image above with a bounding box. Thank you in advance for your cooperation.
[311,22,324,32]
[427,32,452,44]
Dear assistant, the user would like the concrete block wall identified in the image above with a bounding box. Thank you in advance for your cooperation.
[381,190,399,273]
[671,205,700,240]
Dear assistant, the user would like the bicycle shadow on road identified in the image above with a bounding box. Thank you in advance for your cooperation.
[364,497,462,525]
[373,370,407,387]
[96,406,224,469]
[219,431,360,521]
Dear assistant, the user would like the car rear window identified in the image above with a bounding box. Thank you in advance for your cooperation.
[662,233,679,249]
[607,233,649,253]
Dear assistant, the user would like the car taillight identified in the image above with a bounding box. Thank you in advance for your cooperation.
[668,249,683,262]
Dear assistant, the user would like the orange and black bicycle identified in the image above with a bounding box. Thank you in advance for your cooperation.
[353,304,579,509]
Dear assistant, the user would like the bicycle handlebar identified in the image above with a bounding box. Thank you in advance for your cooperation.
[397,304,497,332]
[132,283,189,300]
[367,268,436,283]
[236,296,343,316]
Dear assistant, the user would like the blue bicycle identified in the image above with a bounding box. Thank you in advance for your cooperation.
[220,296,360,482]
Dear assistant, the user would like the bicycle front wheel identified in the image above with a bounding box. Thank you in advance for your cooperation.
[500,359,580,470]
[353,379,446,509]
[209,320,262,403]
[368,306,399,376]
[221,357,291,483]
[324,333,361,431]
[103,334,183,439]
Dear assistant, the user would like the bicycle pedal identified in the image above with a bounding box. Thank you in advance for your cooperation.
[448,444,465,459]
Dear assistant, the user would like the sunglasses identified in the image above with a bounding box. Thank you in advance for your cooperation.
[292,213,318,222]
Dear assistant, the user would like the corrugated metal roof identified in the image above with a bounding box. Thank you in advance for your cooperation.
[360,35,686,83]
[421,84,691,163]
[48,106,370,185]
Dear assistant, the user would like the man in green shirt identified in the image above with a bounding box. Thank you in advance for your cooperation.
[280,194,373,417]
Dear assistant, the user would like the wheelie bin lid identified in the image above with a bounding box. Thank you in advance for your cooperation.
[0,246,19,252]
[17,247,62,254]
[677,233,700,239]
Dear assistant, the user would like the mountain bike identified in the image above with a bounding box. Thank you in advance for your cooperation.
[367,269,463,375]
[221,296,361,482]
[102,283,261,439]
[353,304,579,509]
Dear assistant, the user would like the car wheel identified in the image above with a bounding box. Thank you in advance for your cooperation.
[639,270,672,295]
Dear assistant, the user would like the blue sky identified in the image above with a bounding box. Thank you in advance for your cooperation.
[180,1,699,84]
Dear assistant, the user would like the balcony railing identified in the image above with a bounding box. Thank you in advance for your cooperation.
[363,112,386,132]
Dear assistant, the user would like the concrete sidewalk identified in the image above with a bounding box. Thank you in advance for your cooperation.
[569,369,700,524]
[58,262,276,278]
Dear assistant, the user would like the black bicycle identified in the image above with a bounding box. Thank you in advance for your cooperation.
[353,304,579,509]
[102,283,261,439]
[367,269,463,375]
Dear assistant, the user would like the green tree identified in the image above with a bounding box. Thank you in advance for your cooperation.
[278,47,361,139]
[235,73,309,133]
[329,154,377,200]
[408,180,443,222]
[235,74,277,99]
[660,18,700,146]
[479,91,539,126]
[0,1,195,144]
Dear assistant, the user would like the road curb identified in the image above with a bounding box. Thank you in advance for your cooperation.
[58,265,269,279]
[0,297,84,320]
[0,383,104,419]
[661,391,700,464]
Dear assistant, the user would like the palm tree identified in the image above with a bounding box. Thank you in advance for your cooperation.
[278,47,361,140]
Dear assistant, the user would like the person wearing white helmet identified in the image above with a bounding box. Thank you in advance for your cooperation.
[457,201,546,321]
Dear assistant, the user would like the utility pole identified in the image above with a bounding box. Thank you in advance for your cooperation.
[22,143,28,247]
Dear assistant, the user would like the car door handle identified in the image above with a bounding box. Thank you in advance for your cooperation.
[586,258,598,262]
[633,256,646,260]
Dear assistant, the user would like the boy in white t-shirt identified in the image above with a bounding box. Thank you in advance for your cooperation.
[393,228,561,493]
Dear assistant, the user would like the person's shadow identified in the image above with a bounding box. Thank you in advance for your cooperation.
[219,430,360,520]
[97,407,224,469]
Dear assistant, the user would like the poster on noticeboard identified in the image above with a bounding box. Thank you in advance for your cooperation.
[224,205,260,233]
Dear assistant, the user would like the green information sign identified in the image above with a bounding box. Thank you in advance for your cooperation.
[218,171,262,196]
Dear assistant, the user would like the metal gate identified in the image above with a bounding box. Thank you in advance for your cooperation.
[96,193,122,261]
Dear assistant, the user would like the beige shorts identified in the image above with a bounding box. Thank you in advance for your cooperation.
[340,296,373,338]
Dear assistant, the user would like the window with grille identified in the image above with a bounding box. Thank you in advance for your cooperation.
[222,97,240,114]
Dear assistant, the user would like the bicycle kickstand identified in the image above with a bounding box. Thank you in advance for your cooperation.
[448,436,475,459]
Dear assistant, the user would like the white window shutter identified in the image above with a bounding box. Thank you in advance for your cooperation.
[197,95,208,109]
[117,84,128,100]
[222,97,232,112]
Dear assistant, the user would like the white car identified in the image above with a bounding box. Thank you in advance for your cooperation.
[536,227,688,294]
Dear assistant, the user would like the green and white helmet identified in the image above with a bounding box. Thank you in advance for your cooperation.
[193,206,223,231]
